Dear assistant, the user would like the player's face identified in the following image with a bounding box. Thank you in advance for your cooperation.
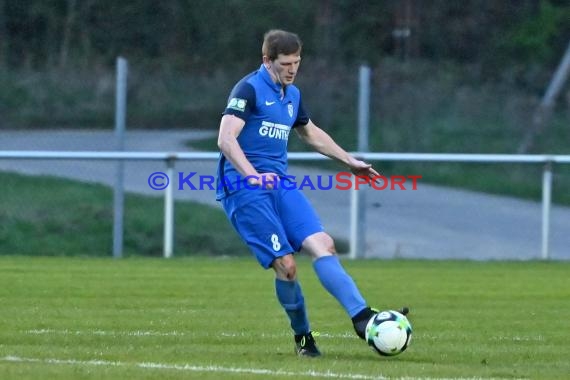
[267,53,301,86]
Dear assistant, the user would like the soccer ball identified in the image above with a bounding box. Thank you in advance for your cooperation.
[365,310,412,356]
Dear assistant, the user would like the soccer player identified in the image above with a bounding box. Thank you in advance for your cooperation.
[216,29,380,357]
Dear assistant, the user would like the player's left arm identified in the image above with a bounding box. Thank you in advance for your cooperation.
[295,120,381,181]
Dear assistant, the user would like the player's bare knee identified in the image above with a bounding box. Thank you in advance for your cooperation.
[282,257,297,280]
[302,232,337,259]
[323,234,336,254]
[285,266,296,280]
[273,255,297,280]
[316,233,336,254]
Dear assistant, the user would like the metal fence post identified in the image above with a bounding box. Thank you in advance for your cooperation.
[350,65,371,259]
[113,57,128,259]
[541,161,553,260]
[163,156,176,258]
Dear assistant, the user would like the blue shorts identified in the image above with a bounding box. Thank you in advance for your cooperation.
[221,186,323,269]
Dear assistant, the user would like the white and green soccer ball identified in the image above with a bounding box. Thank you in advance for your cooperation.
[365,310,413,356]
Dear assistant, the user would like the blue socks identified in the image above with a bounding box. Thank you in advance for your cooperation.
[313,255,367,318]
[275,278,309,335]
[276,256,367,334]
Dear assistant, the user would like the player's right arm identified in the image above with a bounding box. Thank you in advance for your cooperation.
[218,78,278,187]
[217,114,258,179]
[217,114,279,187]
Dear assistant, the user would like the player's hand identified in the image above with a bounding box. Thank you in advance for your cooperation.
[247,172,279,189]
[348,158,381,186]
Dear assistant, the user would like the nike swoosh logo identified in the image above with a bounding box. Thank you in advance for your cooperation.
[265,101,276,106]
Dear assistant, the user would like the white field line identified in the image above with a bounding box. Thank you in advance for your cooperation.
[24,329,545,343]
[24,329,355,339]
[1,355,526,380]
[489,335,545,342]
[25,329,186,337]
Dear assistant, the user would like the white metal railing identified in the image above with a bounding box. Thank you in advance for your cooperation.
[1,150,569,259]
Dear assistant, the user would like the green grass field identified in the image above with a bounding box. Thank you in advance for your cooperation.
[0,172,247,257]
[0,256,568,379]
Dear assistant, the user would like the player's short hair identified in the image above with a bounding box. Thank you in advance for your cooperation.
[262,30,302,61]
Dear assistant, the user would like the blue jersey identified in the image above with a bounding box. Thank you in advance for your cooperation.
[216,64,310,200]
